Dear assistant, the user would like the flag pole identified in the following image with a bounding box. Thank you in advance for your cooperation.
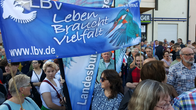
[139,43,142,69]
[8,62,23,109]
[114,50,116,70]
[58,58,72,110]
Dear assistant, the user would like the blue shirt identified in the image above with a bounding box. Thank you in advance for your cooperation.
[167,61,196,95]
[173,88,196,110]
[97,59,115,82]
[91,84,123,110]
[0,97,40,110]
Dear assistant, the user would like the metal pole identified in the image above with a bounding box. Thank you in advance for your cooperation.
[114,0,116,71]
[58,58,72,110]
[187,0,190,42]
[114,50,116,70]
[152,9,154,41]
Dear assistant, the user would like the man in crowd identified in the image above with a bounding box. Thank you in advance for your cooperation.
[170,51,181,67]
[141,41,146,48]
[167,47,196,95]
[144,40,148,47]
[155,41,165,60]
[187,40,191,47]
[97,51,114,82]
[173,87,196,109]
[126,53,144,89]
[149,41,154,48]
[141,40,147,48]
[164,39,169,45]
[127,48,139,69]
[169,40,175,47]
[145,47,159,60]
[155,40,159,47]
[1,48,5,59]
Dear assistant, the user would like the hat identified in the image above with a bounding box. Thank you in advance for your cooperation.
[176,51,180,56]
[188,40,191,43]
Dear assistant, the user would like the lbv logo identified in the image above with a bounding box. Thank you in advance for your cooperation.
[1,0,37,23]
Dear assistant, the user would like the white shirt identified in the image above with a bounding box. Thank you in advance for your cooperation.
[40,78,61,109]
[55,70,61,82]
[31,70,43,93]
[105,62,110,68]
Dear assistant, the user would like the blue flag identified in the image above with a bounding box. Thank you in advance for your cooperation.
[58,0,113,109]
[62,54,101,110]
[114,0,141,74]
[58,0,113,7]
[115,48,126,73]
[0,0,141,62]
[153,41,156,56]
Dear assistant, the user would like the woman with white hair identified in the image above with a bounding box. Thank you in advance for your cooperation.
[128,79,174,110]
[0,74,40,110]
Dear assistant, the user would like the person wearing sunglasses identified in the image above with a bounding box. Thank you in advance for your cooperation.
[0,74,40,110]
[167,47,196,95]
[128,79,174,110]
[91,70,123,110]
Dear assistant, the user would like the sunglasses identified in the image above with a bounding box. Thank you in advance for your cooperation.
[100,77,107,82]
[182,53,195,56]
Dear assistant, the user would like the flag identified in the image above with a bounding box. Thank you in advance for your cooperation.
[0,0,141,62]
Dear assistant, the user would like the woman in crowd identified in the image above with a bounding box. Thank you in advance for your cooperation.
[141,60,167,83]
[161,51,172,74]
[40,62,65,110]
[27,60,46,108]
[128,79,174,110]
[91,70,124,110]
[141,60,178,97]
[0,74,40,110]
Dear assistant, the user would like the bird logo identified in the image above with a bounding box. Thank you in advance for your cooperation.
[106,8,140,46]
[1,0,37,23]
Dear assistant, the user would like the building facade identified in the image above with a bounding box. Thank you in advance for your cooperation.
[189,0,196,43]
[142,0,189,44]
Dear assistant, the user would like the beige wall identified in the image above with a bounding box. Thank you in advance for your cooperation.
[140,0,155,8]
[143,0,188,44]
[189,0,196,42]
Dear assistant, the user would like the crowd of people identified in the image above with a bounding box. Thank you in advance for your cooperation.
[0,38,196,110]
[97,38,196,110]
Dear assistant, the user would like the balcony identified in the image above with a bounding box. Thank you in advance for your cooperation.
[140,0,155,13]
